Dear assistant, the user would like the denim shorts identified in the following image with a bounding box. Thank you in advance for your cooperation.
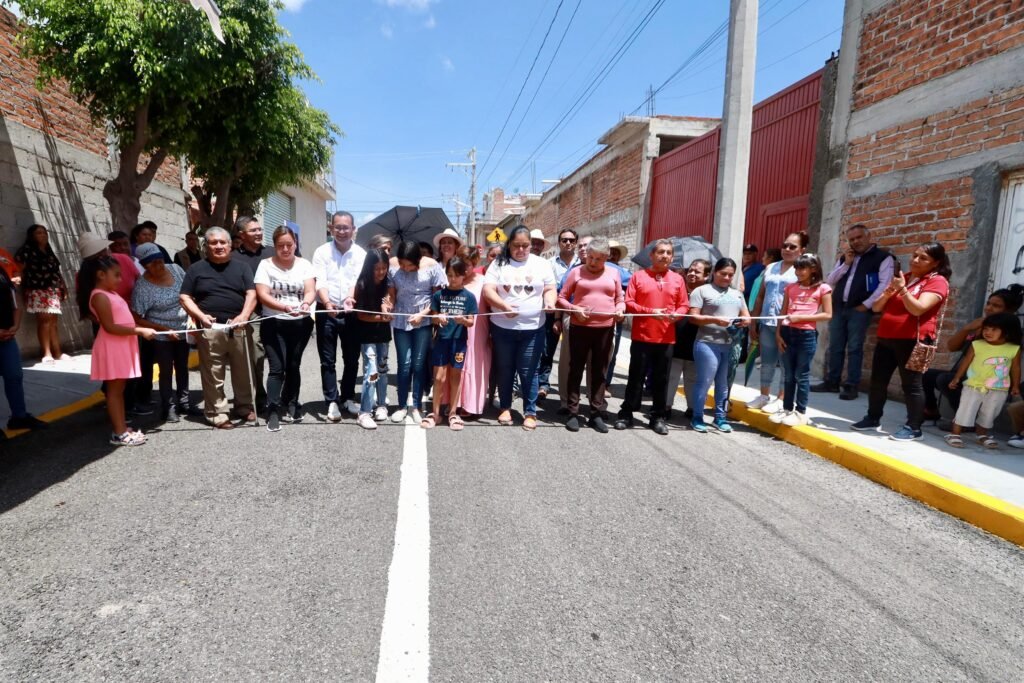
[431,337,468,370]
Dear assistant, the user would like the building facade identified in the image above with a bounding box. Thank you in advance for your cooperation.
[521,116,719,257]
[819,0,1024,376]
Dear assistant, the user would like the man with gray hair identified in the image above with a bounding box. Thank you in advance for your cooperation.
[179,226,258,429]
[814,223,894,400]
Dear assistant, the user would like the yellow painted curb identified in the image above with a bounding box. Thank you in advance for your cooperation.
[728,398,1024,547]
[3,350,201,440]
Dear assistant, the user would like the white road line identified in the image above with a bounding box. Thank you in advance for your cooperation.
[376,421,431,682]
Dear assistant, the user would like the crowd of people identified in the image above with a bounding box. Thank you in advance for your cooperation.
[2,213,1023,451]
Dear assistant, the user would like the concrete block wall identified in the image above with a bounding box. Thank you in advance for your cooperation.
[0,8,190,356]
[816,0,1024,388]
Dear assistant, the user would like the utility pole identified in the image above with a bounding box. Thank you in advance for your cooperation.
[441,192,464,232]
[712,0,758,263]
[446,147,477,245]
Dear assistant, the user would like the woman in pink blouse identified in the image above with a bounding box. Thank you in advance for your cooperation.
[556,236,625,433]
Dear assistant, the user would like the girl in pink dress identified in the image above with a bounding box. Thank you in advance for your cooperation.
[456,246,490,417]
[77,257,156,447]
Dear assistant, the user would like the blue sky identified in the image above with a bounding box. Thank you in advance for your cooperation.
[277,0,846,229]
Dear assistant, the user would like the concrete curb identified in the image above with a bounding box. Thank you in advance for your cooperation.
[728,399,1024,547]
[3,351,200,440]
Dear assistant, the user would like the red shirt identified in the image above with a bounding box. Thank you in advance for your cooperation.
[625,268,689,343]
[877,273,949,340]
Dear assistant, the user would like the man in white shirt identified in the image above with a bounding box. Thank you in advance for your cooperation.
[313,211,367,421]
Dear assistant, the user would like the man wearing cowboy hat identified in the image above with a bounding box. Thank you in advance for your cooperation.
[529,229,549,256]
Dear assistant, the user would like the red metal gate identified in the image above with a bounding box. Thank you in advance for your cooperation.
[645,69,823,252]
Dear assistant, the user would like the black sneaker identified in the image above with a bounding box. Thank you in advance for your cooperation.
[850,416,881,432]
[267,411,281,432]
[811,381,840,393]
[839,384,859,400]
[7,414,48,430]
[565,415,580,432]
[163,405,181,423]
[651,418,669,436]
[556,406,571,416]
[290,404,303,423]
[589,415,609,434]
[129,403,154,416]
[181,405,205,417]
[614,416,634,430]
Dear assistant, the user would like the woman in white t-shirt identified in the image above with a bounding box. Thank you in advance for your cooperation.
[482,225,557,430]
[254,226,317,431]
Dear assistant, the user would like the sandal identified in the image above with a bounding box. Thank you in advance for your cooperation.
[420,413,436,429]
[522,415,538,431]
[448,414,465,432]
[497,410,513,426]
[978,435,999,449]
[943,434,964,448]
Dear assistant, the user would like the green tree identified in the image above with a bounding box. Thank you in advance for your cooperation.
[10,0,338,232]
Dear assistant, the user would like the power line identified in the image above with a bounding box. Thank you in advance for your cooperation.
[477,0,568,180]
[480,0,584,189]
[500,0,669,188]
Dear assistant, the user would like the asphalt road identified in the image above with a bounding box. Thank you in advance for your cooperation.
[2,344,1023,681]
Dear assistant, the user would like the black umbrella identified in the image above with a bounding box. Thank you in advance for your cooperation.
[356,206,456,248]
[631,235,723,272]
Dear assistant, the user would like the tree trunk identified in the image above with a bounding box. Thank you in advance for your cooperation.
[102,102,167,232]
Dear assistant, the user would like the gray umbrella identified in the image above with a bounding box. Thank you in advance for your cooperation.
[631,235,723,271]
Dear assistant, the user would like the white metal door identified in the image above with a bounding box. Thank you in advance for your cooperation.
[989,172,1024,298]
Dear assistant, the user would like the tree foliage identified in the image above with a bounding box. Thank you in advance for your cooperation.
[10,0,339,231]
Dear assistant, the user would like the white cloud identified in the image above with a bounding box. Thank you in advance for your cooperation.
[441,56,454,72]
[280,0,310,11]
[380,23,394,39]
[377,0,436,12]
[359,213,377,228]
[424,14,437,29]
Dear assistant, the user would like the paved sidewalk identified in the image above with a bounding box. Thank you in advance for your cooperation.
[2,354,103,438]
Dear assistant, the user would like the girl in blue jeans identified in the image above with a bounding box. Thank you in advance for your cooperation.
[772,253,833,427]
[388,241,447,424]
[688,258,751,433]
[354,248,393,430]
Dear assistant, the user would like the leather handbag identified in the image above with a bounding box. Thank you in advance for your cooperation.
[905,293,947,373]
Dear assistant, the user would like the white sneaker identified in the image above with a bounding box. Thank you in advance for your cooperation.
[344,400,360,415]
[770,409,790,424]
[762,398,784,414]
[357,413,377,430]
[1009,434,1024,449]
[782,411,809,427]
[747,394,772,411]
[409,408,423,424]
[373,406,389,422]
[326,401,342,423]
[391,407,409,423]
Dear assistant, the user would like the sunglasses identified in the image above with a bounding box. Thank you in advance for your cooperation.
[782,243,801,250]
[559,238,577,244]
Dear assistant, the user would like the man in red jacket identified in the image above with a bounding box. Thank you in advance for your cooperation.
[615,239,690,435]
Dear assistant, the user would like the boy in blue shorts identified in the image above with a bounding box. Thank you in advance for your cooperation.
[424,256,477,430]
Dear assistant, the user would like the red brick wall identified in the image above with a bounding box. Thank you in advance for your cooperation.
[854,0,1024,110]
[523,142,644,242]
[0,8,181,187]
[842,177,973,371]
[847,86,1024,181]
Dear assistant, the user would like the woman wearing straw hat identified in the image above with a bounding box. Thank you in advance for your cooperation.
[433,228,464,272]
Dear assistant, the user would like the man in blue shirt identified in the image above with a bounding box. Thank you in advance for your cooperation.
[538,228,579,399]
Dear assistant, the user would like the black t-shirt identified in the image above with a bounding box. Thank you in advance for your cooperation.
[672,318,700,361]
[180,259,255,323]
[0,271,15,330]
[233,245,274,277]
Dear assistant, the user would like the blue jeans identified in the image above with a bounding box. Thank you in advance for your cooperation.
[0,338,27,419]
[360,342,390,414]
[693,341,732,422]
[826,306,872,386]
[758,322,782,393]
[491,325,545,416]
[781,327,817,413]
[393,326,432,410]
